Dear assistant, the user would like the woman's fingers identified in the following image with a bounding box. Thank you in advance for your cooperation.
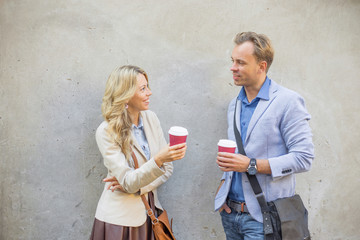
[111,185,126,193]
[107,181,119,190]
[105,180,126,193]
[155,143,187,164]
[169,143,187,150]
[103,176,117,182]
[170,147,187,160]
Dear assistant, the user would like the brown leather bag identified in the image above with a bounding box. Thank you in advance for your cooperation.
[132,152,176,240]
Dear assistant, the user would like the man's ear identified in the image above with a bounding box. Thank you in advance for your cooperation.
[258,61,267,73]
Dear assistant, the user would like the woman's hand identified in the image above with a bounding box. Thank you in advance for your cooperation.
[103,176,126,192]
[154,143,187,167]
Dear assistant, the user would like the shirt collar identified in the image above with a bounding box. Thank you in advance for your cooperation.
[237,76,271,102]
[132,116,144,129]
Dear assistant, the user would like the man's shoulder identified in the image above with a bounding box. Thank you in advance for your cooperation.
[272,81,303,100]
[229,96,237,105]
[271,81,309,117]
[227,96,238,113]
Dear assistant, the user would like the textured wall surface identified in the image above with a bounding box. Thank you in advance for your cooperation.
[1,0,359,239]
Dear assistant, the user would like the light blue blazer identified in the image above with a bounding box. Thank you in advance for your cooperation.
[214,80,314,223]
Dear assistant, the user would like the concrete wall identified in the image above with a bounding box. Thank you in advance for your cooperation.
[1,0,359,239]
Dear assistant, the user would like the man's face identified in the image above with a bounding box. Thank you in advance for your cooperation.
[230,41,262,87]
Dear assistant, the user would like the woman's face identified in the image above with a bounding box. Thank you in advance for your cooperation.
[127,74,152,113]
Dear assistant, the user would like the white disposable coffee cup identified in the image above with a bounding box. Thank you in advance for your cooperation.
[217,139,237,153]
[168,126,188,146]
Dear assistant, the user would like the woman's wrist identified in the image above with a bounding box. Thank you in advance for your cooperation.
[154,155,164,168]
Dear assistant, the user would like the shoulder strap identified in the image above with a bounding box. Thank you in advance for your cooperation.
[232,99,264,195]
[232,100,274,237]
[131,151,159,224]
[233,107,263,197]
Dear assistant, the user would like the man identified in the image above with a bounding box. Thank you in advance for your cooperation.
[214,32,314,239]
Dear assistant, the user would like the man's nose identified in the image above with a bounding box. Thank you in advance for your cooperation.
[230,61,238,71]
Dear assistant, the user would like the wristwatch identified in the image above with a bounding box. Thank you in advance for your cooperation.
[247,158,258,175]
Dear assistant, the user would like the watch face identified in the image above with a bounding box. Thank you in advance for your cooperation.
[248,167,257,175]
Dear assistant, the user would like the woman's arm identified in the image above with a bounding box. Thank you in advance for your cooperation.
[96,123,165,194]
[140,113,178,195]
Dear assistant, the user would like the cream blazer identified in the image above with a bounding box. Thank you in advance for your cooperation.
[94,110,173,227]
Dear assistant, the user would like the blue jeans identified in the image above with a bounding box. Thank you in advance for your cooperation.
[220,209,264,240]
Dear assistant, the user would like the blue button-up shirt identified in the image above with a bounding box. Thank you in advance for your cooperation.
[228,77,271,202]
[132,117,151,160]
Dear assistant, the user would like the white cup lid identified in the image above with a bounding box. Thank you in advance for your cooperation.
[217,139,237,148]
[168,126,188,136]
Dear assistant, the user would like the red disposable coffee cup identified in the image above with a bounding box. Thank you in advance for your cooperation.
[168,126,188,146]
[217,139,236,153]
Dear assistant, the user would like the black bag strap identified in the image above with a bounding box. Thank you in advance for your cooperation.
[232,99,275,238]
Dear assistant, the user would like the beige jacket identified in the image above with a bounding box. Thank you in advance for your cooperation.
[94,110,173,226]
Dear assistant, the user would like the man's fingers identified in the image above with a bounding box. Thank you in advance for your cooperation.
[217,160,234,172]
[219,204,231,213]
[217,155,235,163]
[223,203,231,213]
[217,152,234,158]
[217,159,233,168]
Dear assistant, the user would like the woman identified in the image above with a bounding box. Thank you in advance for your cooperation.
[90,65,187,239]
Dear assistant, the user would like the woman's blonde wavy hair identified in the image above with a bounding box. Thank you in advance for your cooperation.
[101,65,149,159]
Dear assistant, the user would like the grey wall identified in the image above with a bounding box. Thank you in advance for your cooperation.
[1,0,359,239]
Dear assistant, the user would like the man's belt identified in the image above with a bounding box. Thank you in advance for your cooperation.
[226,199,249,213]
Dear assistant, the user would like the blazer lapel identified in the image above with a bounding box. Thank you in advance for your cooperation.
[141,111,156,159]
[244,81,279,144]
[234,98,242,136]
[131,132,147,160]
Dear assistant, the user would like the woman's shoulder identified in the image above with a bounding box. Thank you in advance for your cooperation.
[96,121,109,137]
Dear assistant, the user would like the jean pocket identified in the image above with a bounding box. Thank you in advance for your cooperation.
[220,209,230,217]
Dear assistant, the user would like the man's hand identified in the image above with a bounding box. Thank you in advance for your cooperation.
[219,203,232,214]
[216,152,250,172]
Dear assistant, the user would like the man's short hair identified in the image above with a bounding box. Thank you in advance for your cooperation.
[234,32,274,72]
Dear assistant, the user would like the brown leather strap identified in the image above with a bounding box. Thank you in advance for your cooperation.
[131,151,159,225]
[131,151,140,168]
